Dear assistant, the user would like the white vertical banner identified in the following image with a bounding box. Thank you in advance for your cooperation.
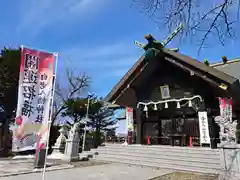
[198,111,211,144]
[12,47,55,152]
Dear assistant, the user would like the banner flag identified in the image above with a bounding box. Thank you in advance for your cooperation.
[218,98,232,122]
[12,47,55,152]
[198,111,211,144]
[126,107,133,132]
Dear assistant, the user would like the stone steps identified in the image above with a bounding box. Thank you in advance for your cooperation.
[95,156,221,174]
[97,144,220,155]
[94,150,220,163]
[91,144,222,174]
[95,153,220,169]
[95,146,220,157]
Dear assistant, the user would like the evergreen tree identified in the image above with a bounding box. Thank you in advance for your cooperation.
[62,96,117,147]
[0,48,20,156]
[87,98,116,147]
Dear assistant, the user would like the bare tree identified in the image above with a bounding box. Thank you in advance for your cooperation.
[51,68,90,126]
[133,0,240,53]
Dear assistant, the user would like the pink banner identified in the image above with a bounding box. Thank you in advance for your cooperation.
[218,98,232,122]
[12,47,55,152]
[126,107,133,132]
[126,107,134,144]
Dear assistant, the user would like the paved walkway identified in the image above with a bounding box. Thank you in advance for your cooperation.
[1,163,174,180]
[0,158,73,176]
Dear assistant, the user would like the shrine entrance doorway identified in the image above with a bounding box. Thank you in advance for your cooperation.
[142,116,201,146]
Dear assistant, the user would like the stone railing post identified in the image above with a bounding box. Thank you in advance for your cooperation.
[48,125,67,159]
[53,126,67,154]
[214,115,240,178]
[64,123,80,162]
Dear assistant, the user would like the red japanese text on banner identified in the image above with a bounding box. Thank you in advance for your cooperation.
[12,47,55,152]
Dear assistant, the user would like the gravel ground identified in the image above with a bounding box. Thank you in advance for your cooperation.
[150,172,219,180]
[1,163,174,180]
[0,158,108,176]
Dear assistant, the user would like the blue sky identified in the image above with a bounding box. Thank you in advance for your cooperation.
[1,0,240,97]
[1,0,240,132]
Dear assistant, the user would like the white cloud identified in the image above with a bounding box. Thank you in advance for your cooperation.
[56,41,144,97]
[55,41,143,97]
[16,0,108,36]
[59,41,143,74]
[70,0,96,13]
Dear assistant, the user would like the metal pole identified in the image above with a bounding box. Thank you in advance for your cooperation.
[104,131,107,144]
[82,97,90,152]
[42,52,59,180]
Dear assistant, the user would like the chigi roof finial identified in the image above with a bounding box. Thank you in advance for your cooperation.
[144,34,155,43]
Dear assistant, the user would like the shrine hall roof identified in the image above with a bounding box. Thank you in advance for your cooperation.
[105,48,240,104]
[211,58,240,80]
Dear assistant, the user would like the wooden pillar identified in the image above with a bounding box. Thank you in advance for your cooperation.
[0,127,2,149]
[158,119,162,145]
[136,108,142,144]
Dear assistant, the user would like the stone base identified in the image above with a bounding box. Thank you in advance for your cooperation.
[79,152,92,161]
[63,155,79,162]
[52,147,65,155]
[47,152,66,160]
[64,139,80,162]
[219,144,240,174]
[48,152,86,162]
[218,143,240,149]
[34,149,46,169]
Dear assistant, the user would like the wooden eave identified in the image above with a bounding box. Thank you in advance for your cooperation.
[164,49,237,85]
[210,58,240,67]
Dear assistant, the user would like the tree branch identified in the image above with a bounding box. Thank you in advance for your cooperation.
[51,67,90,125]
[133,0,240,53]
[197,1,228,54]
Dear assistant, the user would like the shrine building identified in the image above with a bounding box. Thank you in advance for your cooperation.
[105,35,240,148]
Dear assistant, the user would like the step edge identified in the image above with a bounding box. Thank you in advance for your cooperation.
[95,155,221,169]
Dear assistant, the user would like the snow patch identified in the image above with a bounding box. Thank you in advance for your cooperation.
[12,155,35,160]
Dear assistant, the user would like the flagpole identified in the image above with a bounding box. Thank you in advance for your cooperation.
[82,97,90,152]
[42,52,59,180]
[82,93,93,152]
[124,108,128,145]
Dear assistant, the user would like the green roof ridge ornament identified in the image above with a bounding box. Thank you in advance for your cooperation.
[143,34,163,51]
[134,23,184,52]
[134,35,163,53]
